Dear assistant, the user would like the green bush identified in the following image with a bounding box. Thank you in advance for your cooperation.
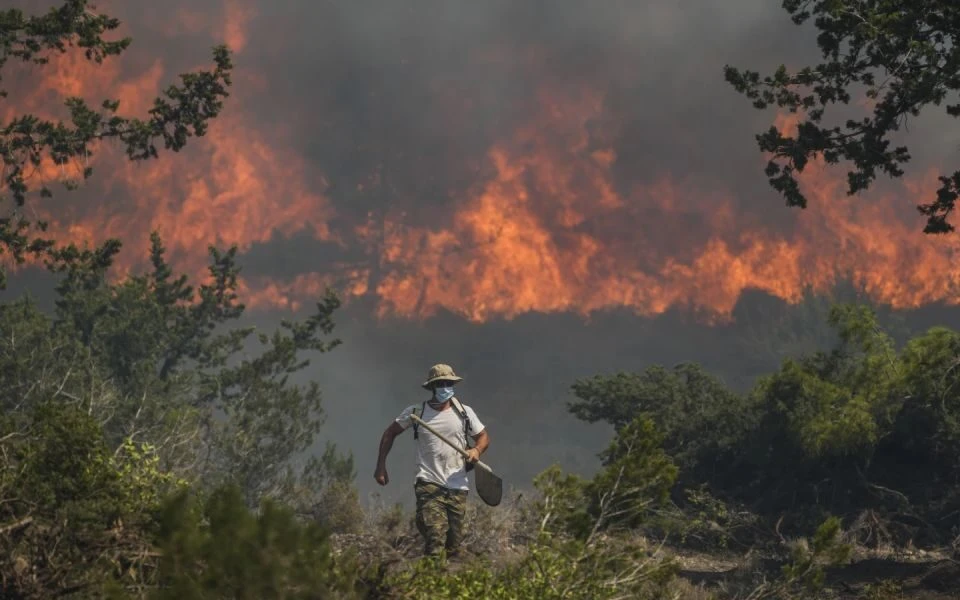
[1,402,161,597]
[645,486,762,551]
[532,416,677,540]
[381,533,678,600]
[568,303,960,543]
[152,485,360,599]
[569,363,754,486]
[585,417,679,531]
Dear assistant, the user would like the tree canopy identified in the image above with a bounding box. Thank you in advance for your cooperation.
[568,303,960,543]
[0,232,363,596]
[0,0,233,285]
[0,3,367,596]
[725,1,960,233]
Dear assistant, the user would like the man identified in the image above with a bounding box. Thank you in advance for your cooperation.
[374,363,490,558]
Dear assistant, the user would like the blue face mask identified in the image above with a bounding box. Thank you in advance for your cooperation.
[433,386,455,403]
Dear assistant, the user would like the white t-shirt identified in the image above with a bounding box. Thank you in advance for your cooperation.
[395,399,485,491]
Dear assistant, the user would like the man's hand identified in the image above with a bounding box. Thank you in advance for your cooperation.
[465,448,480,464]
[376,422,403,487]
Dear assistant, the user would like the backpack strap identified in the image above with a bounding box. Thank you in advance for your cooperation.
[450,397,476,472]
[449,397,472,438]
[412,401,426,440]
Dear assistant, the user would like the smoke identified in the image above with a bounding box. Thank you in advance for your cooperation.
[294,290,959,506]
[10,0,959,316]
[5,1,960,503]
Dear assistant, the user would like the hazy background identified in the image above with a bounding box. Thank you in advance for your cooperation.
[5,0,960,505]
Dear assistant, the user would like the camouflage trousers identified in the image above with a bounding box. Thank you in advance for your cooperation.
[414,479,469,558]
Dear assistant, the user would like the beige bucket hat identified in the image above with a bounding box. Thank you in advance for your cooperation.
[421,363,463,389]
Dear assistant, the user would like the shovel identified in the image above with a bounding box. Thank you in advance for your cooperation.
[410,413,502,507]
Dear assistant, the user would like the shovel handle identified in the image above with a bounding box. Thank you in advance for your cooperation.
[410,413,493,474]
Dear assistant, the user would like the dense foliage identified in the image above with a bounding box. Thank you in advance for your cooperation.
[151,485,360,600]
[0,236,361,597]
[569,303,960,545]
[0,0,233,284]
[0,5,361,594]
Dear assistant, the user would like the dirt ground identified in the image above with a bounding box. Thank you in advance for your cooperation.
[674,548,960,599]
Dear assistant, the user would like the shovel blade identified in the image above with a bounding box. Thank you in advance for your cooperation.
[474,465,503,507]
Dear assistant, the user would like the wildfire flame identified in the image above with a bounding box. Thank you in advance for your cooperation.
[4,3,959,321]
[366,103,960,322]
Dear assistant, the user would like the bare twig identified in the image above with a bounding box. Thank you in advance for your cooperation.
[0,515,33,535]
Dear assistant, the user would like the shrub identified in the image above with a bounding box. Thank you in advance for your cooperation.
[381,533,678,600]
[152,485,360,599]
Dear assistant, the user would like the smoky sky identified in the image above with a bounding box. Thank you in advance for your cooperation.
[9,269,960,507]
[7,1,960,506]
[199,0,954,276]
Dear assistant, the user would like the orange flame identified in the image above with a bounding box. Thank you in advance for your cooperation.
[37,111,335,283]
[4,9,959,322]
[366,93,960,322]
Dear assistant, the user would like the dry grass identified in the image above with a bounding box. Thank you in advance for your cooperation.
[331,490,530,568]
[333,495,960,600]
[666,578,720,600]
[460,491,529,562]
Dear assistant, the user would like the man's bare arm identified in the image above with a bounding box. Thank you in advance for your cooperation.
[466,429,490,463]
[374,422,405,485]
